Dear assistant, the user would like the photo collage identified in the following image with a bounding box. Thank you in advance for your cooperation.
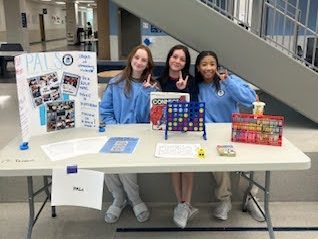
[27,72,80,132]
[46,100,75,132]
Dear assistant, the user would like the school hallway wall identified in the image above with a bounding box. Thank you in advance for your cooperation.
[112,0,318,124]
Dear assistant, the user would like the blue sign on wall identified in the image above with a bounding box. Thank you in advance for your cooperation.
[150,25,162,33]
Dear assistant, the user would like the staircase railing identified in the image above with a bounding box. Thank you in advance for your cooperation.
[199,0,318,72]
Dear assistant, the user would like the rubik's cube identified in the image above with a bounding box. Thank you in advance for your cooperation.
[165,102,207,140]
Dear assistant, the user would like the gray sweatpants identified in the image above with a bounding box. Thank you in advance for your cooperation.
[104,173,141,203]
[213,172,259,201]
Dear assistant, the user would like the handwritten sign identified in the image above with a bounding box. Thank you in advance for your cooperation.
[51,169,104,210]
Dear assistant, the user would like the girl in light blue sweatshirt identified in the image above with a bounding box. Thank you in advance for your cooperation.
[100,45,159,224]
[195,51,265,222]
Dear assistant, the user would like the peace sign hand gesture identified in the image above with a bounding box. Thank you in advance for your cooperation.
[143,74,157,88]
[216,68,229,81]
[176,71,188,90]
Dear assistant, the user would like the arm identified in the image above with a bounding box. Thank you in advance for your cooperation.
[99,83,117,124]
[135,85,160,123]
[222,75,257,107]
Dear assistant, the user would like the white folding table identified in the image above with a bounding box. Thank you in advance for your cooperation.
[0,123,311,239]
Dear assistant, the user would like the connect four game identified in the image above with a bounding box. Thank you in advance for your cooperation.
[231,113,284,146]
[165,102,207,140]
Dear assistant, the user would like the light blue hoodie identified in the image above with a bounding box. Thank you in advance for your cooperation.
[100,76,158,124]
[198,74,256,123]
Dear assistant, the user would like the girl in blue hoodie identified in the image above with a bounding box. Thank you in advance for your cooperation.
[100,45,159,224]
[195,51,264,222]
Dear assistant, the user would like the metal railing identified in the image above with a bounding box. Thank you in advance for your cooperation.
[199,0,318,71]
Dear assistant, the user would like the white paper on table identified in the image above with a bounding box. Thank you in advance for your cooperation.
[41,136,108,161]
[51,169,104,210]
[155,143,201,158]
[75,137,108,154]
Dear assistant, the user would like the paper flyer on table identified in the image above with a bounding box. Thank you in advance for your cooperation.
[100,137,139,154]
[41,136,108,161]
[155,143,201,158]
[51,169,104,210]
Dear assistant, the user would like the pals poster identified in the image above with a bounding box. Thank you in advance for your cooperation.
[15,51,99,142]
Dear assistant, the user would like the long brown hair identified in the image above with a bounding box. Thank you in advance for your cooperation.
[117,45,156,95]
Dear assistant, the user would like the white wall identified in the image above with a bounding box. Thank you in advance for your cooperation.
[26,1,66,43]
[86,8,93,31]
[0,0,6,41]
[141,35,198,63]
[0,0,67,43]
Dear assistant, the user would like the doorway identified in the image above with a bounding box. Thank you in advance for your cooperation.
[39,14,45,41]
[119,9,141,59]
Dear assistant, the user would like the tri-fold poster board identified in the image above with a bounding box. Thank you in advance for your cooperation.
[14,51,104,209]
[14,51,99,145]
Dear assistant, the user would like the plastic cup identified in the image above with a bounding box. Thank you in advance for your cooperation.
[252,101,265,115]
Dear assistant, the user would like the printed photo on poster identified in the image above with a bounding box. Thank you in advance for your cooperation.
[27,72,61,107]
[46,100,75,132]
[62,72,80,96]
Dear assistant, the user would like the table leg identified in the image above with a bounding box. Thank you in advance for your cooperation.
[264,171,275,239]
[43,176,56,217]
[242,171,254,211]
[240,171,275,239]
[27,176,35,239]
[26,176,56,239]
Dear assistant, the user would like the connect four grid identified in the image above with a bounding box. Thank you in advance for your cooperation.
[165,102,207,140]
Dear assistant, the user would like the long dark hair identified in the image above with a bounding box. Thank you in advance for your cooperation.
[160,44,191,85]
[195,51,221,92]
[116,45,155,95]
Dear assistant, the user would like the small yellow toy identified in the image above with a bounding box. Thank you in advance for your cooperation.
[197,148,205,159]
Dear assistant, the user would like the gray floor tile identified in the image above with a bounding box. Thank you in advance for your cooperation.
[0,202,317,239]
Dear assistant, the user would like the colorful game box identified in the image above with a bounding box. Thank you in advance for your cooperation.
[231,113,284,146]
[150,92,189,130]
[165,101,207,140]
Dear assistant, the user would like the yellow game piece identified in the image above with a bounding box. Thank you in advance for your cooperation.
[197,148,205,159]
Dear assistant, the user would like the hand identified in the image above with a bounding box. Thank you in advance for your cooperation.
[216,68,229,81]
[143,74,157,88]
[175,71,188,90]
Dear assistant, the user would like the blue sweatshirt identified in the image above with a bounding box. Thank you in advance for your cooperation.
[198,75,256,123]
[100,76,158,124]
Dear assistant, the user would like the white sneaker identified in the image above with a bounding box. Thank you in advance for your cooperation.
[246,197,265,222]
[214,199,232,221]
[188,205,199,221]
[173,203,190,228]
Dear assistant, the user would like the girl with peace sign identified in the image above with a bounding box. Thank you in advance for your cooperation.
[195,51,264,222]
[100,45,159,224]
[157,44,199,228]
